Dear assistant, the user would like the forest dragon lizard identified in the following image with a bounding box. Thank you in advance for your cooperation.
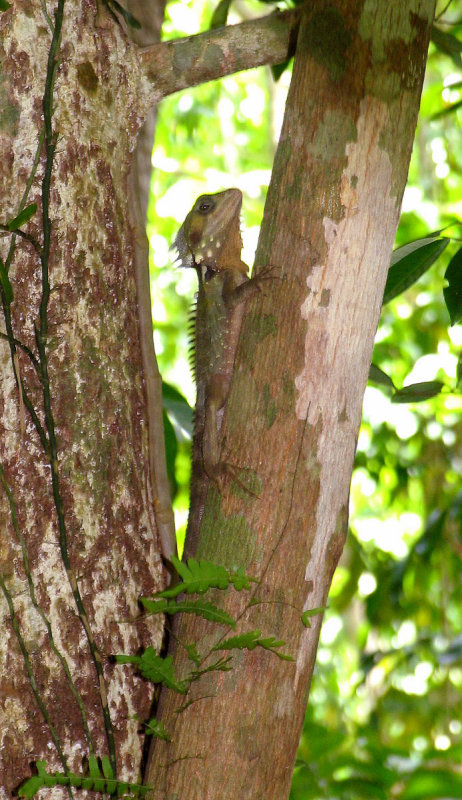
[175,189,268,553]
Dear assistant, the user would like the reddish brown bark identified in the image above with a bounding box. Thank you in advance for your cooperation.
[145,2,435,798]
[0,0,435,797]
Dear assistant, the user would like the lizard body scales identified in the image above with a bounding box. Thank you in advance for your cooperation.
[175,189,262,554]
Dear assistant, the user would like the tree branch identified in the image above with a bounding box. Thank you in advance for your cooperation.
[138,6,302,109]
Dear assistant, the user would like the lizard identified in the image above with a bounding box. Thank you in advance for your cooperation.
[174,188,268,556]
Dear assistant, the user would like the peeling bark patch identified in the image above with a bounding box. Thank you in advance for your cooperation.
[294,98,398,683]
[204,43,226,76]
[312,109,357,166]
[77,61,99,94]
[172,37,200,74]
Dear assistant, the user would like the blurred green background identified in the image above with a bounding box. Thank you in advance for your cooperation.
[147,1,462,796]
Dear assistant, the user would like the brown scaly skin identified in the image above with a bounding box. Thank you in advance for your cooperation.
[175,189,266,556]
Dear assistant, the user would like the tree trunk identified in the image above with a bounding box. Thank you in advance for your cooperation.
[0,0,435,797]
[0,1,300,794]
[145,1,435,798]
[0,2,166,793]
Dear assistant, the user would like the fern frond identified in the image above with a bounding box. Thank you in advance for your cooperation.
[149,555,257,599]
[17,759,151,798]
[212,630,294,661]
[141,597,236,628]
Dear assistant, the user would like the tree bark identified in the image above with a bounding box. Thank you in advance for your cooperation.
[0,1,312,795]
[0,3,165,793]
[145,1,435,798]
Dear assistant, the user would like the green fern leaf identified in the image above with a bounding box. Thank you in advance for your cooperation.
[7,202,37,231]
[301,607,325,628]
[141,598,236,628]
[184,641,201,665]
[17,775,45,798]
[100,755,114,779]
[116,647,188,693]
[144,717,171,741]
[17,759,152,797]
[188,656,233,682]
[213,630,294,661]
[152,555,257,598]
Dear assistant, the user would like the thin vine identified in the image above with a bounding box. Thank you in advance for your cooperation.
[0,0,116,780]
[0,572,74,800]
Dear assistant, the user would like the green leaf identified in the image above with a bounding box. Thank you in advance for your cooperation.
[457,353,462,387]
[17,776,46,798]
[229,567,259,591]
[7,203,37,231]
[368,364,396,390]
[431,25,462,69]
[184,641,201,665]
[116,648,188,693]
[144,717,171,741]
[17,758,151,798]
[391,381,444,403]
[213,630,294,660]
[174,555,229,592]
[431,97,462,120]
[87,755,101,779]
[162,381,193,440]
[0,258,13,304]
[100,755,114,780]
[383,237,449,304]
[153,555,257,598]
[210,0,232,28]
[271,60,291,81]
[163,410,178,496]
[333,777,387,799]
[141,597,236,628]
[0,0,11,10]
[301,607,325,628]
[443,247,462,325]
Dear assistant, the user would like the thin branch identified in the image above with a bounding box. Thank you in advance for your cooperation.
[139,6,303,109]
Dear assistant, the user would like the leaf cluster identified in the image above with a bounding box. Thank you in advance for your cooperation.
[116,556,301,702]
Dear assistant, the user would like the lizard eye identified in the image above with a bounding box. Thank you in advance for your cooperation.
[197,196,215,215]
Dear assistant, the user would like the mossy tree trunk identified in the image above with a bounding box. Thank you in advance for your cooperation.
[0,0,434,797]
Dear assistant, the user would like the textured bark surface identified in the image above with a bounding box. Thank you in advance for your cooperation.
[0,2,164,793]
[0,1,320,794]
[146,1,435,798]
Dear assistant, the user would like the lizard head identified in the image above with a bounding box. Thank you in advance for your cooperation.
[174,188,248,274]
